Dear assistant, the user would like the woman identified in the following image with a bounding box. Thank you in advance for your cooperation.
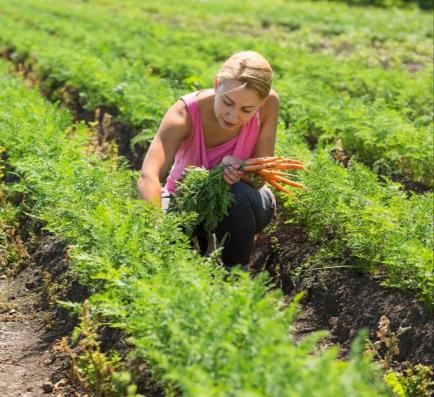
[137,51,279,270]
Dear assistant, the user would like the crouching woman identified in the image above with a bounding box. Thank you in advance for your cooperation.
[137,51,279,270]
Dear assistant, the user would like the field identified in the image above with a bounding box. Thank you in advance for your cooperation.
[0,0,432,396]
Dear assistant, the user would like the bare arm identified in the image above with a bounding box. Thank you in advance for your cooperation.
[243,90,280,188]
[137,100,191,207]
[254,89,279,158]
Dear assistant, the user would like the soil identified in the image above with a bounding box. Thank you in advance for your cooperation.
[0,233,85,396]
[251,213,434,368]
[0,226,166,396]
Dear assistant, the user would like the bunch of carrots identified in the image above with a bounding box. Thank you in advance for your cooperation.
[171,156,306,234]
[240,156,306,195]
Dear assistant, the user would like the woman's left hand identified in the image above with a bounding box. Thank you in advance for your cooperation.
[221,155,244,185]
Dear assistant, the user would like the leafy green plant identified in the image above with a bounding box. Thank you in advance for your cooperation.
[0,60,390,396]
[278,147,433,305]
[64,300,141,397]
[169,165,233,235]
[0,0,431,185]
[0,150,28,273]
[384,364,434,397]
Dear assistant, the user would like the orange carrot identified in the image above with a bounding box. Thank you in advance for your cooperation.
[270,175,305,188]
[242,157,284,166]
[272,163,306,170]
[258,169,289,177]
[242,163,276,172]
[273,158,304,165]
[266,178,292,195]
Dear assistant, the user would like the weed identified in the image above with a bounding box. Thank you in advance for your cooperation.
[364,315,411,370]
[62,300,140,397]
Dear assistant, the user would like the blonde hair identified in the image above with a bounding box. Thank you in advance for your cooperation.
[216,51,273,99]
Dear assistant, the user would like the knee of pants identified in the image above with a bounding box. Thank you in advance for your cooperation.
[232,182,274,232]
[231,181,256,207]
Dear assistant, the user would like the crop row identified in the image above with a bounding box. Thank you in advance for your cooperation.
[273,129,433,305]
[4,0,432,106]
[0,60,390,396]
[0,0,432,185]
[280,134,433,303]
[0,1,432,300]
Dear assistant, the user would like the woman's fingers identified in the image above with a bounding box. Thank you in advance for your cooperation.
[221,156,244,185]
[223,165,243,184]
[228,165,244,178]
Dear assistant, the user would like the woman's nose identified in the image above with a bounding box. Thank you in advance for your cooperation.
[227,108,239,122]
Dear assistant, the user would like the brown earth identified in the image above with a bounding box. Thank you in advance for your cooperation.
[0,228,166,397]
[251,213,434,368]
[0,233,85,396]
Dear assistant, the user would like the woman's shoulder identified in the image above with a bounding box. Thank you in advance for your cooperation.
[192,89,215,118]
[259,89,279,123]
[179,89,214,112]
[162,88,213,132]
[159,98,192,139]
[264,89,280,107]
[194,88,215,108]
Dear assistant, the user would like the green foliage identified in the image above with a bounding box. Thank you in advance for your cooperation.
[0,61,389,396]
[67,300,142,397]
[0,0,431,184]
[0,0,432,392]
[0,149,28,272]
[317,0,432,10]
[384,365,434,397]
[280,148,433,305]
[169,165,234,234]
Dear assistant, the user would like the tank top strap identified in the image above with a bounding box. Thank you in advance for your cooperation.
[179,92,201,138]
[180,92,199,108]
[178,91,209,167]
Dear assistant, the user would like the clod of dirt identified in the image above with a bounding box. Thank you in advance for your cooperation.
[42,381,54,393]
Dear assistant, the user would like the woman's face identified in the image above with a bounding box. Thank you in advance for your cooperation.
[213,79,264,131]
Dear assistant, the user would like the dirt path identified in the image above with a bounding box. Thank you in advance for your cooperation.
[0,252,80,396]
[0,292,52,395]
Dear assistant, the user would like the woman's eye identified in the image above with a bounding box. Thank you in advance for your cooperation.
[222,99,253,113]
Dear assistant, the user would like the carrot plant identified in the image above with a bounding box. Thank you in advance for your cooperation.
[0,61,389,396]
[170,157,306,235]
[0,0,432,185]
[168,165,232,234]
[276,145,434,305]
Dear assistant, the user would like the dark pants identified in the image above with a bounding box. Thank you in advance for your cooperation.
[162,182,275,268]
[215,182,275,267]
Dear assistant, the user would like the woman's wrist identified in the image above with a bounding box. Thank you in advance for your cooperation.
[137,174,162,206]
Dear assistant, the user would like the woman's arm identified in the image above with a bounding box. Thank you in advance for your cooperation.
[242,90,280,188]
[254,89,279,158]
[137,100,191,207]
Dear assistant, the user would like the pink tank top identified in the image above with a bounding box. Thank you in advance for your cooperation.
[164,91,262,194]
